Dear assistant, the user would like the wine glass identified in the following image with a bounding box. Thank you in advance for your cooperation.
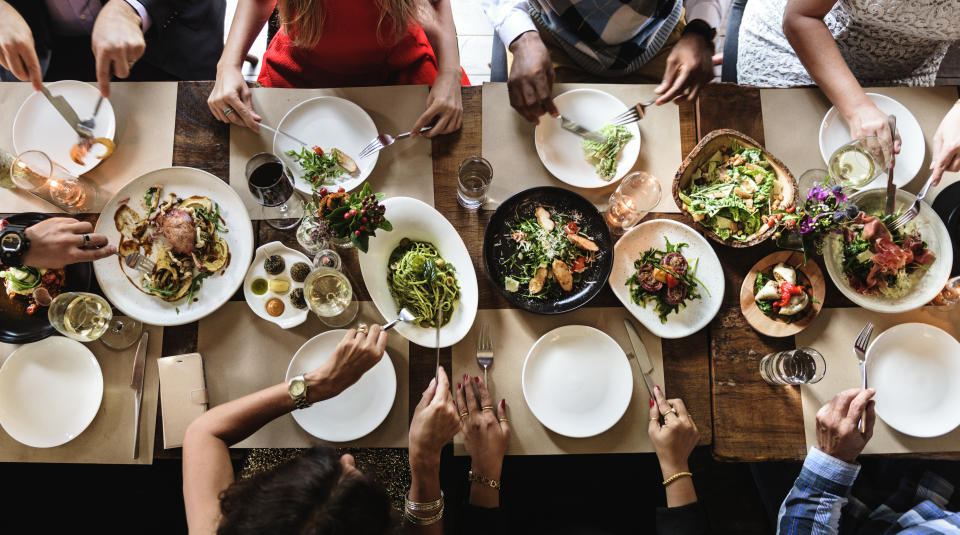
[828,137,888,189]
[99,316,144,349]
[797,168,837,199]
[603,171,661,234]
[47,291,143,348]
[246,152,303,230]
[303,266,359,327]
[11,150,98,213]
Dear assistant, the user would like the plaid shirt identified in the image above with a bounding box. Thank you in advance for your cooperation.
[778,448,960,535]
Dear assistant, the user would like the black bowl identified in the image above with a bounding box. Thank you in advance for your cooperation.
[932,181,960,277]
[482,186,613,314]
[0,213,93,344]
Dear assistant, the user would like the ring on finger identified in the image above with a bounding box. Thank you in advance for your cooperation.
[81,234,90,247]
[223,107,234,117]
[357,324,369,335]
[459,411,469,419]
[663,407,678,417]
[481,406,495,412]
[498,417,509,423]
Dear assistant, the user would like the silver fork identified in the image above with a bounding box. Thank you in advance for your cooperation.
[122,252,155,274]
[853,322,874,433]
[476,324,493,383]
[608,97,657,127]
[358,126,433,159]
[891,173,936,230]
[77,95,104,138]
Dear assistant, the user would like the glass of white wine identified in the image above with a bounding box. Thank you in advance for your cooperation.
[48,292,112,342]
[303,266,358,327]
[828,137,889,189]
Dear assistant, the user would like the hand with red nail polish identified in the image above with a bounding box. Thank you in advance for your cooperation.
[454,373,509,508]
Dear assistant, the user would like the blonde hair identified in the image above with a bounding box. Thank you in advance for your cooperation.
[278,0,427,48]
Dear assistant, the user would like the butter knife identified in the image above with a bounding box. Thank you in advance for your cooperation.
[623,319,658,409]
[434,308,441,384]
[130,331,148,459]
[40,85,93,140]
[885,114,897,216]
[559,115,605,143]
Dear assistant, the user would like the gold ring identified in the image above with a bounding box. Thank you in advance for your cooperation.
[498,418,509,422]
[650,417,659,422]
[459,411,469,418]
[481,406,495,411]
[357,324,369,334]
[663,407,678,417]
[223,108,234,116]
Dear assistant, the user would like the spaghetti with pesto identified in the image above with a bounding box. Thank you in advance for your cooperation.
[387,239,460,327]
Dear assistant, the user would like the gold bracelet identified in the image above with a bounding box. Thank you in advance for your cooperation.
[662,471,693,486]
[404,504,444,526]
[467,469,502,490]
[404,490,444,513]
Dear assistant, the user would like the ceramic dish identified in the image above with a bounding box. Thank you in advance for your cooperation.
[931,180,960,276]
[243,241,311,328]
[739,251,825,337]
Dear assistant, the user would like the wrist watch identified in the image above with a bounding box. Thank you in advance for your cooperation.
[288,375,311,409]
[0,221,30,266]
[682,19,717,44]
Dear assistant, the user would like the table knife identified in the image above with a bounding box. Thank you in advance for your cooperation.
[39,85,92,140]
[434,308,441,384]
[623,319,658,408]
[559,115,606,143]
[885,114,897,216]
[130,331,148,459]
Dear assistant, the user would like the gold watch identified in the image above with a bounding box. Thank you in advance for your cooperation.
[288,375,311,409]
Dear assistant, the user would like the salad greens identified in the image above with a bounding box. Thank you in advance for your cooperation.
[626,237,708,323]
[286,146,346,188]
[0,266,41,293]
[581,124,633,180]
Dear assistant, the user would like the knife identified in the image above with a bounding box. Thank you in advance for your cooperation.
[130,331,148,459]
[623,319,658,409]
[39,85,93,140]
[434,307,441,384]
[559,115,606,143]
[885,114,897,216]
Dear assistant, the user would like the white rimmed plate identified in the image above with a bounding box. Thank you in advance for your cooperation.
[285,330,396,442]
[522,325,633,438]
[93,167,255,326]
[12,80,116,176]
[819,93,924,188]
[867,323,960,437]
[358,197,478,348]
[243,241,311,328]
[273,96,378,195]
[0,337,103,447]
[609,219,724,339]
[534,89,641,188]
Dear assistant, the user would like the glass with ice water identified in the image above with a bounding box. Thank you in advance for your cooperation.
[759,347,826,385]
[457,156,493,209]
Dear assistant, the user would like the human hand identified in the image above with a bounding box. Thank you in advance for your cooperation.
[815,388,875,464]
[22,218,116,268]
[91,0,146,98]
[456,374,509,479]
[930,103,960,186]
[507,32,558,124]
[648,386,699,475]
[654,32,714,105]
[208,65,262,131]
[845,102,901,165]
[409,366,461,473]
[0,2,42,90]
[412,71,462,137]
[306,325,387,402]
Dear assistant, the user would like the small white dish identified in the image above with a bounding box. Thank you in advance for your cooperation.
[819,93,924,188]
[609,219,724,339]
[12,80,116,176]
[522,325,633,438]
[358,197,478,348]
[534,88,641,188]
[867,323,960,437]
[243,241,311,328]
[0,337,103,448]
[273,96,378,195]
[285,330,397,442]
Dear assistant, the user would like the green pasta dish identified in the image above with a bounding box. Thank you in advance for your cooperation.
[581,124,632,180]
[388,239,460,327]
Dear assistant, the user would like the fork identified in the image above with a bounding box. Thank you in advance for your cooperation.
[358,126,433,159]
[891,173,936,230]
[853,322,874,433]
[476,324,493,383]
[608,97,658,127]
[77,95,104,139]
[121,252,155,274]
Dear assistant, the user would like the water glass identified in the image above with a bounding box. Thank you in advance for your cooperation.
[759,347,826,386]
[246,152,302,229]
[934,276,960,308]
[797,168,837,199]
[604,171,661,233]
[457,156,493,209]
[828,137,889,189]
[11,150,99,213]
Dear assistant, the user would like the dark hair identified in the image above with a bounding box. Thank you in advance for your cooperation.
[217,447,395,535]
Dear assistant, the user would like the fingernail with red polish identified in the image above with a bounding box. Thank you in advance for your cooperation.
[650,398,655,407]
[474,376,480,383]
[457,383,461,390]
[463,374,468,381]
[655,385,660,392]
[500,398,505,408]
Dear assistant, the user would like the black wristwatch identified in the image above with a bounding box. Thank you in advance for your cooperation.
[0,221,30,266]
[682,19,717,45]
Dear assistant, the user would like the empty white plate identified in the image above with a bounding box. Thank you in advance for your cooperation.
[12,80,116,176]
[867,323,960,438]
[0,337,103,448]
[534,88,641,188]
[285,330,397,442]
[522,325,633,438]
[819,93,924,188]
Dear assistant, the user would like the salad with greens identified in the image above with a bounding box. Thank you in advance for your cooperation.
[581,124,633,180]
[626,237,707,323]
[285,145,359,189]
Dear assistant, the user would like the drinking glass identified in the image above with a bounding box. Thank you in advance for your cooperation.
[246,152,302,229]
[457,156,493,209]
[11,150,99,213]
[48,292,112,342]
[604,171,661,233]
[99,316,143,350]
[828,137,889,189]
[797,168,837,199]
[935,276,960,308]
[303,265,358,327]
[759,347,826,385]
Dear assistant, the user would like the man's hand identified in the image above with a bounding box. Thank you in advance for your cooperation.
[22,218,116,268]
[0,1,42,90]
[654,32,714,105]
[91,0,146,98]
[508,32,558,124]
[815,388,876,464]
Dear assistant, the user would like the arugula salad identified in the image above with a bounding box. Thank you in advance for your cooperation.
[285,145,359,189]
[626,237,708,323]
[581,124,633,180]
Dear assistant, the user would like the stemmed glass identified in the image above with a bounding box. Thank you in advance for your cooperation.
[603,171,661,234]
[10,150,98,213]
[828,136,889,189]
[47,291,142,349]
[246,152,303,230]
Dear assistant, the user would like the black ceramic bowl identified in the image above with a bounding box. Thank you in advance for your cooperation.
[482,187,613,314]
[932,181,960,277]
[0,213,93,343]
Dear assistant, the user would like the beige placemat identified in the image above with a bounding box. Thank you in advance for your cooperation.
[0,81,177,213]
[452,307,664,456]
[760,86,960,198]
[481,82,682,212]
[0,322,162,464]
[197,301,409,448]
[228,86,433,218]
[797,307,960,455]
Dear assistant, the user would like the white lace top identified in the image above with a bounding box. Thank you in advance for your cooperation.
[737,0,960,87]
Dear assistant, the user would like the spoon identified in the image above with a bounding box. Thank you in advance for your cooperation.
[383,308,417,331]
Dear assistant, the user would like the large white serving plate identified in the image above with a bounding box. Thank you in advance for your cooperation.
[0,337,103,447]
[867,323,960,437]
[273,96,378,195]
[358,197,478,348]
[609,219,724,339]
[12,80,116,176]
[819,93,924,188]
[94,167,254,326]
[285,330,396,442]
[534,88,641,188]
[522,325,633,438]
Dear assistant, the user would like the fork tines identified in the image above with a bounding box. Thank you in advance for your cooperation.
[854,322,874,352]
[890,207,918,230]
[610,107,641,127]
[358,140,383,160]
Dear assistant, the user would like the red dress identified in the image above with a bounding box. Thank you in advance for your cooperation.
[258,0,469,88]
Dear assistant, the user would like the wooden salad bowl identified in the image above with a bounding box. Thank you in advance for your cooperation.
[672,129,798,248]
[739,251,825,338]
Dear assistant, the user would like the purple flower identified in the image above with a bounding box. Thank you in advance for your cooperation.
[807,185,830,202]
[799,212,830,234]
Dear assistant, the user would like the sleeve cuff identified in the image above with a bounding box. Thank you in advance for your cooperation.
[685,2,721,29]
[123,0,152,31]
[497,8,537,48]
[804,447,861,488]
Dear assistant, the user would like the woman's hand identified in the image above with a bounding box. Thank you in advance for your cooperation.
[648,386,699,475]
[208,65,261,131]
[409,366,461,473]
[22,218,116,268]
[0,1,42,90]
[654,32,714,105]
[845,102,901,164]
[456,375,509,479]
[411,71,462,137]
[306,326,386,402]
[931,103,960,186]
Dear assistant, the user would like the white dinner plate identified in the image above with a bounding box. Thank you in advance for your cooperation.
[273,96,378,195]
[867,323,960,438]
[285,330,397,442]
[243,241,311,329]
[0,337,103,448]
[522,325,633,438]
[534,89,641,188]
[819,93,924,188]
[358,197,478,348]
[93,167,255,326]
[609,219,724,339]
[12,80,116,176]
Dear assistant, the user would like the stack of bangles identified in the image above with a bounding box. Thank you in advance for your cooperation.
[404,491,444,526]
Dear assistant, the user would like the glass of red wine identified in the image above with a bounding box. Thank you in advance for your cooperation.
[246,153,302,230]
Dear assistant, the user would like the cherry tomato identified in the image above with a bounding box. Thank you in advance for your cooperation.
[26,303,38,315]
[564,222,579,234]
[312,146,324,155]
[786,205,796,213]
[572,256,586,272]
[664,272,679,289]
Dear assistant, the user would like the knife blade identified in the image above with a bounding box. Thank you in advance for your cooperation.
[39,85,92,140]
[559,115,606,143]
[434,307,441,384]
[130,331,148,459]
[623,319,658,408]
[885,114,897,216]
